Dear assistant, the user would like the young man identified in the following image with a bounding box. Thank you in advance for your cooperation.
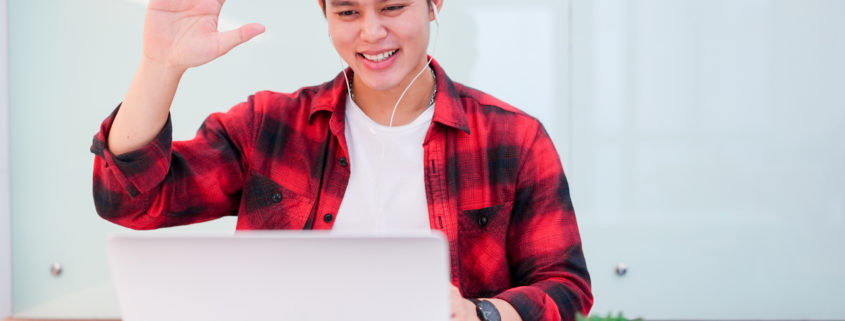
[90,0,593,320]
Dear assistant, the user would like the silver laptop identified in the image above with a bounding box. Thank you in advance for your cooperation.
[107,231,450,321]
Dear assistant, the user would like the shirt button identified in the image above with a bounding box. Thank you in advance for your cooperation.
[339,156,348,167]
[271,192,282,203]
[478,216,489,227]
[323,213,334,223]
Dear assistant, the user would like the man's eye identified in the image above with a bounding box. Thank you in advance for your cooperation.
[383,5,405,11]
[337,10,356,16]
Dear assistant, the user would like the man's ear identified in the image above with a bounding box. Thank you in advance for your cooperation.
[430,0,444,21]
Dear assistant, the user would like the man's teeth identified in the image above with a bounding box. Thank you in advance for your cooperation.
[361,50,398,62]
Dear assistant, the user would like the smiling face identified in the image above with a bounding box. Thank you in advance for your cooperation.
[322,0,434,92]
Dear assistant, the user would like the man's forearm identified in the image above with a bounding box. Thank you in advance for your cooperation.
[108,58,185,155]
[488,298,523,321]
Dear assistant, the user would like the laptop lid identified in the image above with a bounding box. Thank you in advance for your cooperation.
[107,231,450,321]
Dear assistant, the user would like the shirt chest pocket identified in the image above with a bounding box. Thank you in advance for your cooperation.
[237,170,314,230]
[456,202,513,298]
[458,202,512,234]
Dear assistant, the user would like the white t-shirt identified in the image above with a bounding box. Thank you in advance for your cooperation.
[332,95,435,232]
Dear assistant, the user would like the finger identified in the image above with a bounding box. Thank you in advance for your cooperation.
[217,23,266,55]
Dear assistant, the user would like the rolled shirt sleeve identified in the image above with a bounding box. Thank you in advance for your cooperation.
[90,98,257,229]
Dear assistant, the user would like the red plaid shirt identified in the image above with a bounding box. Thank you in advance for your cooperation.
[91,59,592,321]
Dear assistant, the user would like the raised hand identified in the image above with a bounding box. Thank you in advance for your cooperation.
[142,0,265,70]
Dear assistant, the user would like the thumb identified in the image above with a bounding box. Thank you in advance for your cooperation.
[217,23,266,56]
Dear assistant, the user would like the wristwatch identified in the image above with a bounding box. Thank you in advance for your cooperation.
[469,298,501,321]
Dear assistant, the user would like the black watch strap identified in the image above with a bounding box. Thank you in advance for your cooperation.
[469,298,502,321]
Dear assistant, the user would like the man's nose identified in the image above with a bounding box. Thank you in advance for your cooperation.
[359,13,388,42]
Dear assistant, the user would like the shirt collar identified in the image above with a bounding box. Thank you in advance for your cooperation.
[309,57,471,135]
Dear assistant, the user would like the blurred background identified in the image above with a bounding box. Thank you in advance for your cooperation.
[2,0,844,319]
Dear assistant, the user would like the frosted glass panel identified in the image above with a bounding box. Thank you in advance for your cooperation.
[571,0,845,319]
[9,0,569,318]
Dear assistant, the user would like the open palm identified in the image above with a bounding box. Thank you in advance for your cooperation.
[142,0,264,69]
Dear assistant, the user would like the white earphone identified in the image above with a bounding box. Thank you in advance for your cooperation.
[387,0,439,127]
[431,0,440,26]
